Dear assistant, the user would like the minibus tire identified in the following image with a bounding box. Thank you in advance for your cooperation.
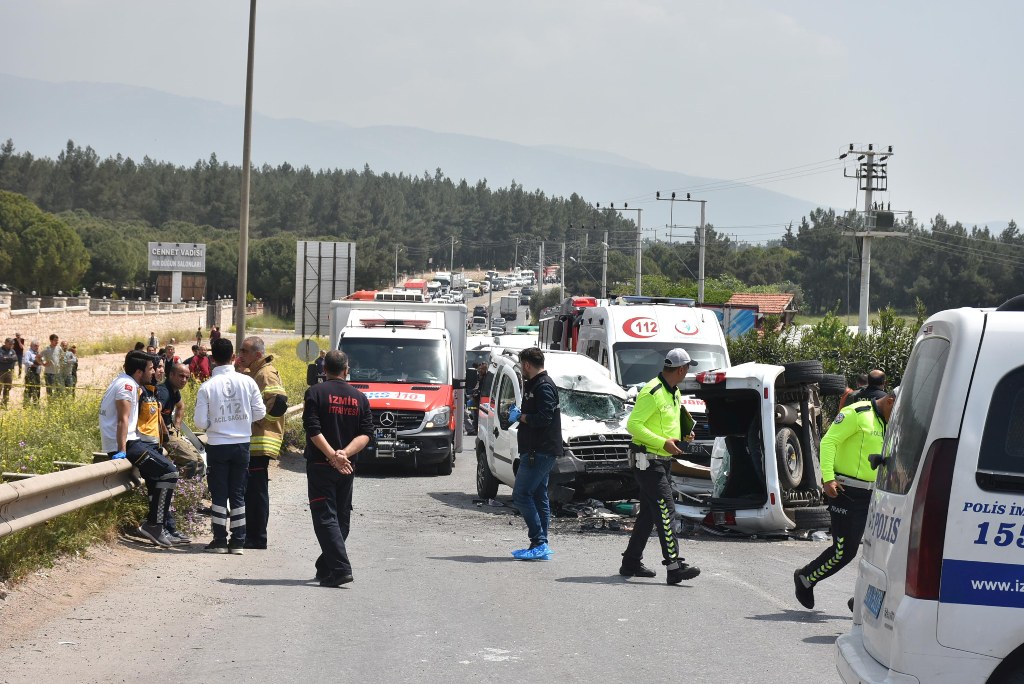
[775,427,804,489]
[789,506,831,531]
[781,360,824,384]
[818,373,847,396]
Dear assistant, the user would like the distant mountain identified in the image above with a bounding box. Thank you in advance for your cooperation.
[0,72,822,238]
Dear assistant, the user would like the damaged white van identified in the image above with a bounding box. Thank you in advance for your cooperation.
[475,350,635,501]
[674,360,846,535]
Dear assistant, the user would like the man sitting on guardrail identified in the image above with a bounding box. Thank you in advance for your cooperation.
[99,350,180,548]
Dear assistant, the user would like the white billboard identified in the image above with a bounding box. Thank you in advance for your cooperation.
[294,240,357,337]
[148,242,206,273]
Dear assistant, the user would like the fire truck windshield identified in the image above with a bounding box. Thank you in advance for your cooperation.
[341,339,449,384]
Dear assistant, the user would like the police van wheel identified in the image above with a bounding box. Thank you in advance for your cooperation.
[476,451,500,499]
[775,427,803,490]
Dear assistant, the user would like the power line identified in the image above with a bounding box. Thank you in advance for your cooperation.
[621,157,845,204]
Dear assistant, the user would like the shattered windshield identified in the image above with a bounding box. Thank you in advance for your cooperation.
[340,338,449,384]
[558,388,626,421]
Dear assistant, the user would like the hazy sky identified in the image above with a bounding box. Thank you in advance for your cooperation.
[2,1,1022,229]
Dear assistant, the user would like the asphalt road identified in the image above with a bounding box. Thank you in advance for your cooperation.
[4,441,853,684]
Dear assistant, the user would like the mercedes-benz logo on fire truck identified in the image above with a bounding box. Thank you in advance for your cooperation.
[379,412,396,427]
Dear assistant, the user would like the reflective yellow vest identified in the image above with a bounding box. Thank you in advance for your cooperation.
[249,356,287,459]
[627,375,687,458]
[820,399,884,483]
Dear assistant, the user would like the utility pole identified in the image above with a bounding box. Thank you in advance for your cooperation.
[538,242,544,299]
[513,239,519,270]
[601,230,609,300]
[449,236,455,273]
[839,143,902,335]
[597,203,642,295]
[394,245,401,287]
[656,192,707,304]
[560,242,566,300]
[234,0,256,349]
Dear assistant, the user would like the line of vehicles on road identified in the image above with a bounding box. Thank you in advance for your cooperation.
[316,285,1024,683]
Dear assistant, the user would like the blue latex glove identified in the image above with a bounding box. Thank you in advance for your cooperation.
[111,451,127,460]
[507,405,521,422]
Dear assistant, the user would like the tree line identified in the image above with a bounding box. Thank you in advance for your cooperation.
[1,139,1021,315]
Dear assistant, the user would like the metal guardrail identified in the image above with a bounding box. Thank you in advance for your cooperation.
[0,459,139,538]
[0,404,305,539]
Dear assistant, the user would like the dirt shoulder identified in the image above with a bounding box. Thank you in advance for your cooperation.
[0,538,151,645]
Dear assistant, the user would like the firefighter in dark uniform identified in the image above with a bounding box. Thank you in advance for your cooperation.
[794,391,896,609]
[621,348,702,584]
[302,350,374,588]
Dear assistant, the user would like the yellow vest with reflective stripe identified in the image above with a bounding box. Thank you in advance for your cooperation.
[249,356,287,459]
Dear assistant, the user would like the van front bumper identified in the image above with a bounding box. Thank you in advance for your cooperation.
[358,427,453,467]
[552,454,634,498]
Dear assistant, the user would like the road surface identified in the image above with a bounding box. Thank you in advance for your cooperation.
[2,441,854,684]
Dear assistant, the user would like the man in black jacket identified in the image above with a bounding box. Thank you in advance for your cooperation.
[509,347,561,561]
[302,350,373,587]
[850,369,886,403]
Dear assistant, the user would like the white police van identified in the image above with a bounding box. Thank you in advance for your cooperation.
[836,295,1024,684]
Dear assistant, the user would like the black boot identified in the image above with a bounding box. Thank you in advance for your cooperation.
[666,560,700,584]
[794,569,815,609]
[619,562,657,578]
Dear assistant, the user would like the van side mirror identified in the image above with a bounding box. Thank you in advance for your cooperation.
[868,453,887,470]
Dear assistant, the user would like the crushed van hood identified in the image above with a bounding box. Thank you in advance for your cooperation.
[561,417,630,439]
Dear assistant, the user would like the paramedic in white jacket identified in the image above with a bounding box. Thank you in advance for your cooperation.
[194,338,266,554]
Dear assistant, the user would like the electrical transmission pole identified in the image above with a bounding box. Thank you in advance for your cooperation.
[598,202,642,295]
[602,230,609,300]
[657,192,707,304]
[839,143,903,335]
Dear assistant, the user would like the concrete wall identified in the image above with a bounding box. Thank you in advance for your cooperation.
[0,294,235,346]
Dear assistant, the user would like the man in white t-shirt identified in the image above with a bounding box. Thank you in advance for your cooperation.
[99,350,180,548]
[194,338,266,555]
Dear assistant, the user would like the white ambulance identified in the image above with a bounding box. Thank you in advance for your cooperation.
[836,295,1024,684]
[567,296,731,483]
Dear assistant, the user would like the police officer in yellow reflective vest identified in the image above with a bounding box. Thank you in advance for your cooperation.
[621,348,702,585]
[238,336,289,550]
[794,392,896,609]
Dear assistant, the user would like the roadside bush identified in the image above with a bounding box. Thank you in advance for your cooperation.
[727,303,927,389]
[266,337,326,404]
[0,394,102,474]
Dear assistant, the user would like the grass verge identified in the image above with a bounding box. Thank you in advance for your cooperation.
[76,329,199,356]
[0,336,311,584]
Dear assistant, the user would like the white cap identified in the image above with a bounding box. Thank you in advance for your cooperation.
[664,348,698,368]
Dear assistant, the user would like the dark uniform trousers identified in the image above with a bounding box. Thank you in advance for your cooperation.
[307,460,355,576]
[123,441,179,526]
[623,459,680,566]
[246,456,271,545]
[800,485,872,584]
